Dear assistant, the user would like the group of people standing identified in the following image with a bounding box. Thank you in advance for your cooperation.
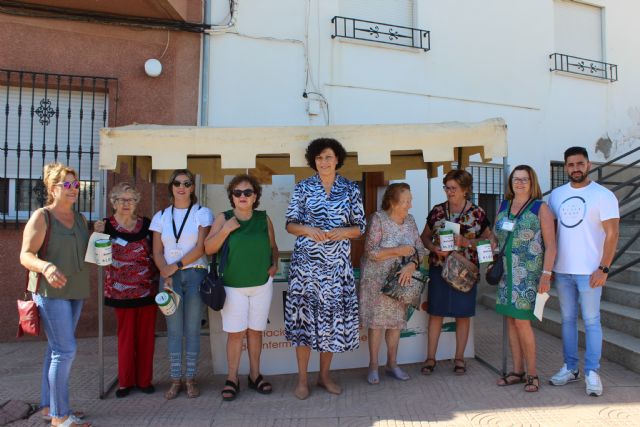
[19,143,618,426]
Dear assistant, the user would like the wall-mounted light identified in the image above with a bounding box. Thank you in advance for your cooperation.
[144,59,162,77]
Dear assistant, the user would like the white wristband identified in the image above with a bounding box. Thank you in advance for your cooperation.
[542,270,552,276]
[41,262,54,274]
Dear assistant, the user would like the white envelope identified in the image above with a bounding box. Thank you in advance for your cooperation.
[84,232,111,264]
[534,292,550,321]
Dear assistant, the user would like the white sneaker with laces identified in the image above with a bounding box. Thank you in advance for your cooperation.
[549,364,580,386]
[585,370,603,397]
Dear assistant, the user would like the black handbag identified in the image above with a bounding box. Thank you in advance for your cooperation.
[485,245,505,286]
[381,256,428,309]
[200,238,230,311]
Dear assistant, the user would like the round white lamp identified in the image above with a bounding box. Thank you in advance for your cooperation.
[144,59,162,77]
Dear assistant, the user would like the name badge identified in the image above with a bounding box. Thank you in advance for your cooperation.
[113,237,128,247]
[501,220,515,231]
[169,248,184,260]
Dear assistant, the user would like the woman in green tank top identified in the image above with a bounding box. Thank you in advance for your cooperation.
[205,174,279,402]
[20,163,91,427]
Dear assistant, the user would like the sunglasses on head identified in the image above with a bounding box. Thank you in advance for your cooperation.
[172,180,193,188]
[59,180,80,189]
[232,189,255,198]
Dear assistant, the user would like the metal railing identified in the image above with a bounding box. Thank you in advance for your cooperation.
[549,53,618,82]
[0,69,118,226]
[545,145,640,279]
[331,16,430,52]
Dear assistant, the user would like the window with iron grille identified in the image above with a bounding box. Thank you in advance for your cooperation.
[0,69,117,225]
[466,163,504,225]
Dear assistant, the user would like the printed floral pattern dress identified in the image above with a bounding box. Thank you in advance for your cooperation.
[426,202,490,317]
[359,211,426,329]
[494,200,544,320]
[284,174,366,352]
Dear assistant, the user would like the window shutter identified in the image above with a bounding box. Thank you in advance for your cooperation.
[340,0,414,27]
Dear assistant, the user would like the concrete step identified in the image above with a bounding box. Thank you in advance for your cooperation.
[480,292,640,374]
[602,280,640,309]
[609,265,640,283]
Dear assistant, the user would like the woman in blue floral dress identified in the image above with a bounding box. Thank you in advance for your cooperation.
[285,138,366,400]
[494,165,556,392]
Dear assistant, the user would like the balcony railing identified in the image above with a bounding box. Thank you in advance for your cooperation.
[549,53,618,82]
[331,16,430,52]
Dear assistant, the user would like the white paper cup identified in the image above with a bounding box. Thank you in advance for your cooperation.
[95,239,112,266]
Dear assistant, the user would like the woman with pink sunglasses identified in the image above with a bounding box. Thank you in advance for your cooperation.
[20,163,91,427]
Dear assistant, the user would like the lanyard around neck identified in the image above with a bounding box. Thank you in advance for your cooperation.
[508,197,532,221]
[172,202,193,244]
[446,201,467,223]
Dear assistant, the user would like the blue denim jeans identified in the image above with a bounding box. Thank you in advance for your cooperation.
[164,268,206,380]
[33,294,84,418]
[554,273,602,374]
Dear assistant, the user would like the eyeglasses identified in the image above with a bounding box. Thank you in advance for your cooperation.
[512,178,530,184]
[58,180,80,190]
[443,186,458,192]
[116,198,137,205]
[172,180,193,188]
[232,189,255,198]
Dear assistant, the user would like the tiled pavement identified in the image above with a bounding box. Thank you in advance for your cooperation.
[2,306,639,426]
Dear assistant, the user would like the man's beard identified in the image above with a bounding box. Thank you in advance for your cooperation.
[569,171,587,183]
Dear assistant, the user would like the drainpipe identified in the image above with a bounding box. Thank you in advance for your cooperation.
[199,0,211,126]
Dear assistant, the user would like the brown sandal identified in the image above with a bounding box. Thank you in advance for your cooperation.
[453,359,467,375]
[165,379,182,400]
[421,358,437,375]
[497,371,526,386]
[185,379,200,398]
[524,375,540,392]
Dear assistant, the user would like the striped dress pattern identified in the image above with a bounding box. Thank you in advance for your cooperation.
[284,174,366,352]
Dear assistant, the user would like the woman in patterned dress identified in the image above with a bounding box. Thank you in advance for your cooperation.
[360,183,426,385]
[285,138,366,400]
[94,182,158,398]
[494,165,556,392]
[420,169,494,375]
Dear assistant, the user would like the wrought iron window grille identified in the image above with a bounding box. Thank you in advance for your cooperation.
[331,16,430,52]
[1,69,118,226]
[549,53,618,82]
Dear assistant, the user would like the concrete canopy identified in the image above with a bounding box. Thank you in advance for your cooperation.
[99,118,507,183]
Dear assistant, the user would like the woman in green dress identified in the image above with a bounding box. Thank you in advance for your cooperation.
[493,165,556,392]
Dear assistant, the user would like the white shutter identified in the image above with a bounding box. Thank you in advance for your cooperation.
[340,0,414,27]
[0,85,107,181]
[554,0,603,61]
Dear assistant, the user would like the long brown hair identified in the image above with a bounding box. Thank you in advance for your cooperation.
[167,169,197,205]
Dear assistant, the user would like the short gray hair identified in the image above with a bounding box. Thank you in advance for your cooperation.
[109,182,141,209]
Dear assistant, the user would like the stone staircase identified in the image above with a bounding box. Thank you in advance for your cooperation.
[480,220,640,373]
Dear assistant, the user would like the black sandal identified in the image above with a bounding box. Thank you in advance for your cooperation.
[497,372,526,386]
[421,359,437,375]
[221,379,239,401]
[248,374,272,394]
[524,375,540,392]
[453,359,466,375]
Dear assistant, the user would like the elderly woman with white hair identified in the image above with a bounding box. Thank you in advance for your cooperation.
[94,182,158,398]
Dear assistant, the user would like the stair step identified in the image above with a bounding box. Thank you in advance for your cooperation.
[480,292,640,373]
[603,281,640,309]
[544,289,640,339]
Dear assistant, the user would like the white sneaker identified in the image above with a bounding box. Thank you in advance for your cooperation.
[585,370,603,397]
[549,364,580,386]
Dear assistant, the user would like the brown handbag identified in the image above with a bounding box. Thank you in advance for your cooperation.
[441,250,479,293]
[17,209,51,338]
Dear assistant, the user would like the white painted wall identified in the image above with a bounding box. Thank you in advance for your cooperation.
[206,0,640,241]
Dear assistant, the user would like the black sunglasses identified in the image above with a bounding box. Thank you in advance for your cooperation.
[172,180,193,188]
[232,189,255,198]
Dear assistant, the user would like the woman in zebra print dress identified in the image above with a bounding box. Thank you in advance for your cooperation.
[285,138,366,400]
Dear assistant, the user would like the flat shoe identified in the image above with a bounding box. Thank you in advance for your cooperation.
[248,374,273,394]
[317,380,342,395]
[386,366,410,381]
[293,385,310,400]
[420,359,437,375]
[221,379,239,402]
[165,380,182,400]
[138,385,155,394]
[453,359,467,375]
[43,410,85,422]
[115,386,133,398]
[185,379,200,398]
[367,370,380,385]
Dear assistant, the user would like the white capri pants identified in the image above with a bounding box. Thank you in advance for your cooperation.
[221,277,274,333]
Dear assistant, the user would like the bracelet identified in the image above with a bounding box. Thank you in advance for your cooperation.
[542,270,552,276]
[41,262,54,275]
[410,260,419,268]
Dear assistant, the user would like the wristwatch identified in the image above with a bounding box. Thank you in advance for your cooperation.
[176,260,184,269]
[598,265,610,274]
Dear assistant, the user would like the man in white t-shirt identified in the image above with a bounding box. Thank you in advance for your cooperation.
[548,146,619,397]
